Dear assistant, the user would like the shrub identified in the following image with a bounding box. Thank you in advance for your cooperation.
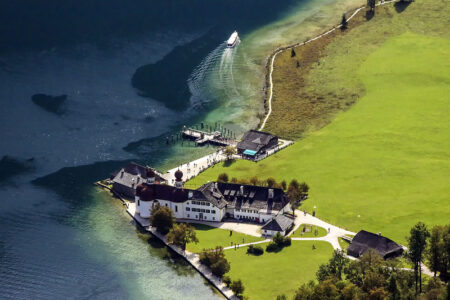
[266,242,279,252]
[223,275,231,287]
[249,176,259,186]
[282,236,292,246]
[217,173,229,183]
[230,279,245,297]
[210,259,230,278]
[266,233,292,252]
[247,244,264,256]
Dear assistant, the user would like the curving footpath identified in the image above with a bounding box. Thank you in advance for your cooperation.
[259,0,396,131]
[220,210,356,251]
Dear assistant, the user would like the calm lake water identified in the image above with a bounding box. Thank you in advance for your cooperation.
[0,0,362,298]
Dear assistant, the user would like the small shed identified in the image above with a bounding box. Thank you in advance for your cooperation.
[347,230,404,259]
[237,130,278,157]
[262,214,294,236]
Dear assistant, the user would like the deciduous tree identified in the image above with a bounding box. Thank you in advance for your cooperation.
[407,222,430,294]
[166,223,198,250]
[150,204,174,234]
[224,146,236,160]
[367,0,376,12]
[217,173,229,183]
[199,246,230,278]
[287,179,303,214]
[249,176,259,186]
[230,279,245,297]
[266,177,277,188]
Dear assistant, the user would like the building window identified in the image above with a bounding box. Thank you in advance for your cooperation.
[186,207,190,211]
[165,203,168,207]
[138,200,140,206]
[187,214,190,218]
[175,205,178,212]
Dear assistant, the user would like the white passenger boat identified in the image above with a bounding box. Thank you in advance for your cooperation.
[227,31,239,48]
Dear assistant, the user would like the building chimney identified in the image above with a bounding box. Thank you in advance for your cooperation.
[188,191,193,199]
[268,189,274,199]
[240,185,244,196]
[215,182,218,190]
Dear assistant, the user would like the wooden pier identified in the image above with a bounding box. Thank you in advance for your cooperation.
[182,128,237,147]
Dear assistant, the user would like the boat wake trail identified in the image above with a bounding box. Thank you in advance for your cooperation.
[188,40,240,110]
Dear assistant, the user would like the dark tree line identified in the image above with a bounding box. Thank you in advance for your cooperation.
[292,222,449,299]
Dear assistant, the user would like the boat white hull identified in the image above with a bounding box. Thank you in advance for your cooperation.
[227,31,239,48]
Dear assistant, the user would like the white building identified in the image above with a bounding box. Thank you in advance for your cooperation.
[134,169,291,224]
[261,214,295,236]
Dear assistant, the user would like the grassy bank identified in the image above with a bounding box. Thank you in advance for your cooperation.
[188,0,450,245]
[226,242,333,299]
[264,0,449,139]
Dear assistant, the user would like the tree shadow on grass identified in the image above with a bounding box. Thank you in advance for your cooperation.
[365,10,375,21]
[223,159,236,167]
[394,1,412,13]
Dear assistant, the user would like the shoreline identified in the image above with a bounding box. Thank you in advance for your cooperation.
[96,1,407,298]
[125,201,236,299]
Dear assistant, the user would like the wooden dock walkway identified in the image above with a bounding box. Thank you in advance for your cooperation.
[182,128,237,147]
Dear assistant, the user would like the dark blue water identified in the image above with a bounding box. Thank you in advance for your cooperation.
[0,0,303,298]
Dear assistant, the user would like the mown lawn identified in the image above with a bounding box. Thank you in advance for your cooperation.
[185,224,264,253]
[189,32,450,245]
[225,241,333,300]
[291,224,327,238]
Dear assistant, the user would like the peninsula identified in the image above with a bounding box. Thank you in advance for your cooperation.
[99,0,449,298]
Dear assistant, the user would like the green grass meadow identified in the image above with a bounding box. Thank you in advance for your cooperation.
[225,242,333,300]
[185,224,264,253]
[189,33,450,245]
[292,224,328,238]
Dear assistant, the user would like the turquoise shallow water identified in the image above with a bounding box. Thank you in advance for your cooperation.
[0,0,363,298]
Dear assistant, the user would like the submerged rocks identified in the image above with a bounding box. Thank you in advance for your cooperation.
[31,94,67,115]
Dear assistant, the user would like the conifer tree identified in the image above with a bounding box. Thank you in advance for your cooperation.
[341,14,348,29]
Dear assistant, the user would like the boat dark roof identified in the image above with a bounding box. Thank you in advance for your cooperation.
[262,214,294,232]
[237,130,277,152]
[347,230,404,259]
